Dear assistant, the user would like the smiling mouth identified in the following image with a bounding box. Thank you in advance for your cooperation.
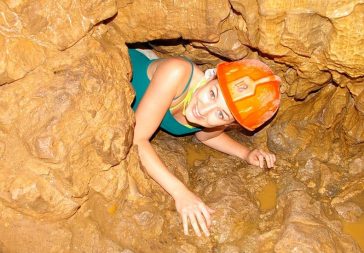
[193,104,203,119]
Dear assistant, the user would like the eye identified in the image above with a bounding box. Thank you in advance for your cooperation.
[209,90,216,100]
[217,110,224,120]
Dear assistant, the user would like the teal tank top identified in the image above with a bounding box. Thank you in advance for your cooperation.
[128,49,201,136]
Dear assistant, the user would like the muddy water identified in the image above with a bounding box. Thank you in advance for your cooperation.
[185,142,224,168]
[183,136,363,252]
[256,181,277,211]
[343,216,364,251]
[342,192,364,251]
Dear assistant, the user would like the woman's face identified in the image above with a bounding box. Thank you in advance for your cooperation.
[185,79,235,128]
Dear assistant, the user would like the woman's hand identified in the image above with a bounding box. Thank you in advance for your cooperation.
[173,188,215,237]
[246,149,276,168]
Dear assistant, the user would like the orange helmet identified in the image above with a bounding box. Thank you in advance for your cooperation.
[216,59,281,131]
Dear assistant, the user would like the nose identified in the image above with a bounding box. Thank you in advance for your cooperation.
[198,101,217,116]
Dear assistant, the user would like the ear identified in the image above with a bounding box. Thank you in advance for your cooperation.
[204,68,217,81]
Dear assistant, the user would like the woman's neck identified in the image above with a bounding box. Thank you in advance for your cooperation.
[170,73,206,128]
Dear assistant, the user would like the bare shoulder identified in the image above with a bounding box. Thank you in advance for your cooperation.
[147,57,195,92]
[152,57,193,76]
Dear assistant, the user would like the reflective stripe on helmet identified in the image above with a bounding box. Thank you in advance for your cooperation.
[229,75,281,102]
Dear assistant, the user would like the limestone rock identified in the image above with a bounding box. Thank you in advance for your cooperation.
[0,0,118,85]
[257,0,364,78]
[274,178,361,253]
[207,175,259,244]
[0,24,135,253]
[343,100,364,144]
[112,0,231,43]
[0,201,72,252]
[267,84,358,163]
[335,202,363,223]
[349,157,364,176]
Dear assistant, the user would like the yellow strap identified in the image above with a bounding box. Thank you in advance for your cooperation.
[170,78,207,115]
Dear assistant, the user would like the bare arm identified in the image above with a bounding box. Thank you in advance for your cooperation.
[195,129,276,168]
[195,128,250,159]
[133,58,213,237]
[133,58,191,196]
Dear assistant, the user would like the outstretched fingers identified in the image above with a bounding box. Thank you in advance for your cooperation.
[194,209,210,236]
[182,212,189,235]
[182,204,214,237]
[175,189,215,237]
[199,204,213,227]
[188,212,202,237]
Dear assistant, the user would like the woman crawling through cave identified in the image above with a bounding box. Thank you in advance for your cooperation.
[128,48,281,237]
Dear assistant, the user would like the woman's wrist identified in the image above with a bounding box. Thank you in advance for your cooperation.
[168,181,189,199]
[240,148,251,161]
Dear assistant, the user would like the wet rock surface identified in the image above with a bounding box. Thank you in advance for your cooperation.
[0,0,364,252]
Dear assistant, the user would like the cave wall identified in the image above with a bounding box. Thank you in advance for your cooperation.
[0,0,363,252]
